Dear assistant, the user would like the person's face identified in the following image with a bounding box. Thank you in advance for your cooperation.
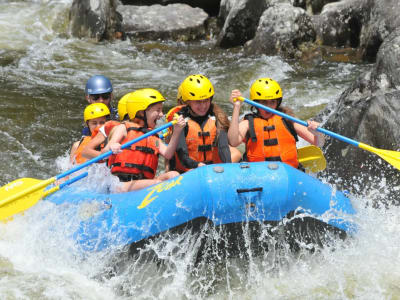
[257,99,278,119]
[145,102,164,128]
[187,98,211,116]
[86,92,112,106]
[87,116,107,132]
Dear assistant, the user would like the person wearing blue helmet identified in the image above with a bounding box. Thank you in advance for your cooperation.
[82,75,118,135]
[85,75,113,105]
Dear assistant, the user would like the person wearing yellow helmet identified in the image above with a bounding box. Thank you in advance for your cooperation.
[228,78,325,169]
[166,74,242,173]
[102,88,186,192]
[70,103,110,165]
[81,94,131,161]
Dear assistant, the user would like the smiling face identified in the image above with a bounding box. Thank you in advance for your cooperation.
[145,102,164,128]
[187,98,211,117]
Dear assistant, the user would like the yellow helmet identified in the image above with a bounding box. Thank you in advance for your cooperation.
[176,83,183,102]
[126,88,165,120]
[117,92,131,121]
[180,74,214,102]
[250,78,283,102]
[83,103,110,122]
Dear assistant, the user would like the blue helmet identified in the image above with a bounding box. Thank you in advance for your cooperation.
[85,75,113,95]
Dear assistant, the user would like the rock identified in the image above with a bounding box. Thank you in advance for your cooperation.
[360,0,400,61]
[69,0,122,41]
[321,28,400,200]
[245,3,316,58]
[312,0,367,48]
[292,0,339,15]
[118,4,209,41]
[216,0,267,48]
[118,0,220,16]
[314,0,400,61]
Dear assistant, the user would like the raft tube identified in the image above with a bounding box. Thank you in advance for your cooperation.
[47,162,356,254]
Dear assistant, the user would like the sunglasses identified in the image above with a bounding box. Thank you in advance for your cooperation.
[89,93,111,101]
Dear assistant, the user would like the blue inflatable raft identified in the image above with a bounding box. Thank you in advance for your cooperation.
[47,162,356,256]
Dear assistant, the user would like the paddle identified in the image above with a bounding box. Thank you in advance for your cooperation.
[0,120,177,221]
[239,97,400,171]
[41,172,88,199]
[0,172,88,222]
[297,145,326,173]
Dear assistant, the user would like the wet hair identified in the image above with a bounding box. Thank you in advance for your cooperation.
[280,106,295,117]
[211,103,230,131]
[177,97,185,106]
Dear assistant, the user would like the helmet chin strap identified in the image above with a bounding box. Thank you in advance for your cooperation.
[136,112,148,128]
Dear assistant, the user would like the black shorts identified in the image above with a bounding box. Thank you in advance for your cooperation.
[114,173,145,182]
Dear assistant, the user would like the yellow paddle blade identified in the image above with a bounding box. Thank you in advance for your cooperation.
[298,145,327,173]
[0,177,55,221]
[359,143,400,170]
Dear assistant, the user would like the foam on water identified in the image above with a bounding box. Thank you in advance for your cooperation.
[1,163,399,299]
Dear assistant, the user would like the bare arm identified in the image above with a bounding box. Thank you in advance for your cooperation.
[82,131,106,159]
[69,141,80,163]
[228,90,249,147]
[101,124,127,154]
[294,121,325,147]
[159,115,186,159]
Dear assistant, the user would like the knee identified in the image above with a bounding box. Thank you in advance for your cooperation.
[167,171,180,179]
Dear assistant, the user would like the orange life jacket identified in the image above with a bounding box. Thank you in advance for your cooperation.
[73,136,91,164]
[84,121,120,165]
[91,120,120,139]
[110,122,160,179]
[245,114,299,169]
[174,116,222,173]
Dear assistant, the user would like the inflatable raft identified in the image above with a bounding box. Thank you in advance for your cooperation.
[47,162,356,256]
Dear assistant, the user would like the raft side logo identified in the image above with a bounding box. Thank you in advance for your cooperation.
[4,180,24,192]
[137,176,183,209]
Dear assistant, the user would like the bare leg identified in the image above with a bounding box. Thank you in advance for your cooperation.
[229,146,242,163]
[157,171,180,181]
[118,179,162,193]
[117,171,180,193]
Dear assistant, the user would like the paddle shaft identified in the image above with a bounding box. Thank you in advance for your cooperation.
[243,98,359,147]
[0,121,176,207]
[55,121,176,181]
[42,172,88,198]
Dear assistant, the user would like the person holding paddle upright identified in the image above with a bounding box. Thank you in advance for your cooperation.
[70,103,110,165]
[167,74,241,173]
[103,88,186,192]
[228,77,325,170]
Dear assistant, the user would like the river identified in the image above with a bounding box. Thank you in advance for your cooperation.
[1,1,399,299]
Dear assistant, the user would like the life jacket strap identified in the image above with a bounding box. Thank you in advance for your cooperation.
[134,146,155,154]
[198,144,212,152]
[198,131,210,137]
[264,139,278,146]
[265,156,281,161]
[127,127,149,133]
[111,163,155,174]
[263,125,275,131]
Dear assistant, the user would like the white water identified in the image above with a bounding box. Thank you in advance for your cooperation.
[1,1,399,299]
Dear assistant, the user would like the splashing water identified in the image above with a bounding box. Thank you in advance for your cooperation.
[1,0,399,299]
